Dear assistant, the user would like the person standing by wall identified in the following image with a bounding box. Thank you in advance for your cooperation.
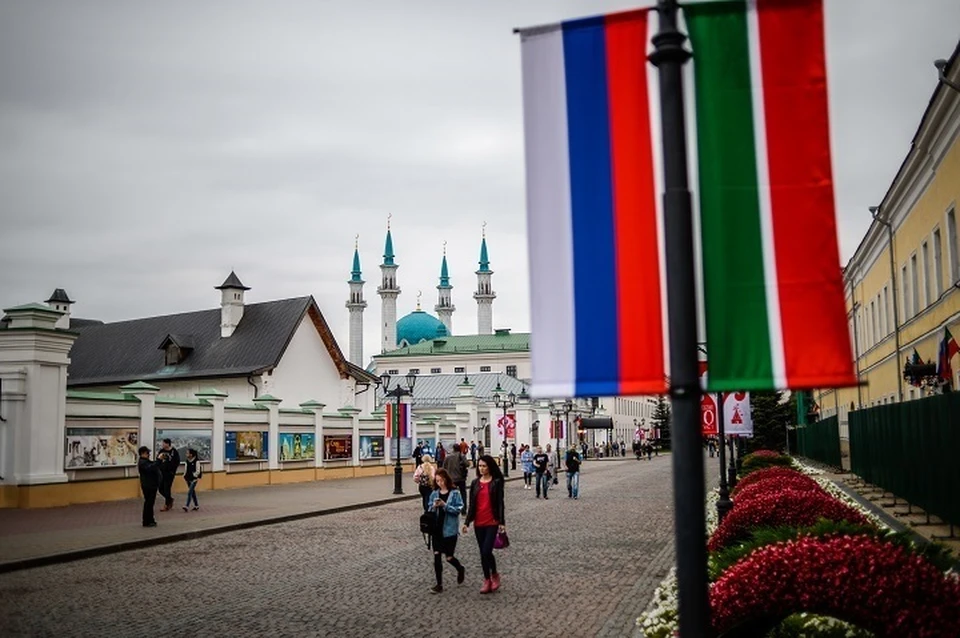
[462,455,506,594]
[182,448,202,512]
[442,443,468,507]
[413,454,437,511]
[157,438,181,512]
[509,443,517,470]
[137,446,161,527]
[413,441,424,468]
[470,440,477,468]
[427,468,466,594]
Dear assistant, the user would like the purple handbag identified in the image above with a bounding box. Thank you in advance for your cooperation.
[494,530,510,549]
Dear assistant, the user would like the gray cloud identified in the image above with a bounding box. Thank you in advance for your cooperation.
[1,0,957,367]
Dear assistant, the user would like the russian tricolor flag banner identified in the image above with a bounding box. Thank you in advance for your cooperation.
[521,9,667,398]
[385,403,410,438]
[519,1,857,397]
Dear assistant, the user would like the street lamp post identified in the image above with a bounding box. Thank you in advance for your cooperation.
[716,392,733,521]
[492,380,515,478]
[562,400,573,468]
[380,371,417,495]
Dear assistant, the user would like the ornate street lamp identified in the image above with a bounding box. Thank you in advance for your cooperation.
[492,379,516,478]
[380,371,417,495]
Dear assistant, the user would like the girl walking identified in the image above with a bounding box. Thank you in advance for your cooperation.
[182,448,202,511]
[414,454,437,511]
[427,468,466,593]
[462,454,506,594]
[520,445,534,490]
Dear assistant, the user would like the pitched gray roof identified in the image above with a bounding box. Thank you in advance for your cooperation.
[378,372,528,408]
[67,297,314,387]
[46,288,74,304]
[216,271,250,290]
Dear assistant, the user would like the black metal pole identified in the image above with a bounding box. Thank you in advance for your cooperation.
[650,1,711,634]
[727,434,738,490]
[393,393,403,495]
[716,392,732,521]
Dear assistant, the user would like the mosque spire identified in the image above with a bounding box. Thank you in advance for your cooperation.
[383,214,395,266]
[350,235,363,283]
[436,241,455,335]
[478,222,491,273]
[474,223,495,335]
[346,235,367,365]
[378,215,400,352]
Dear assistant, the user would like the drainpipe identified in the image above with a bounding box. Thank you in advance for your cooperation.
[870,206,904,403]
[247,375,259,399]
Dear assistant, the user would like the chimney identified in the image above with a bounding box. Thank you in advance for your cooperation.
[45,288,74,329]
[215,271,250,338]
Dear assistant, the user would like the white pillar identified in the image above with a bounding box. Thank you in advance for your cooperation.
[121,381,160,459]
[254,394,283,470]
[514,400,533,450]
[339,406,362,466]
[0,304,78,485]
[301,400,327,468]
[0,369,27,487]
[197,388,228,472]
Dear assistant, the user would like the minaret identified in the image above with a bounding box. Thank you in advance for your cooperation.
[435,242,455,335]
[377,217,401,352]
[474,225,496,335]
[346,236,367,365]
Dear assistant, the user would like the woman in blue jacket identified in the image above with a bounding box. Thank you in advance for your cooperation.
[427,468,465,593]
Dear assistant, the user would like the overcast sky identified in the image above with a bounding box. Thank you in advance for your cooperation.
[1,1,958,365]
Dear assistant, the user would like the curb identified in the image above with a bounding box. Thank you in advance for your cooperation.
[0,474,527,575]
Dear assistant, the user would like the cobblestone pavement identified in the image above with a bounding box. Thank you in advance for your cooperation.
[0,457,675,638]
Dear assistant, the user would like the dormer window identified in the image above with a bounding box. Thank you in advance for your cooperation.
[158,334,195,367]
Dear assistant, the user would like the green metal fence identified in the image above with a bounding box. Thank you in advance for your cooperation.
[796,415,842,468]
[849,392,960,527]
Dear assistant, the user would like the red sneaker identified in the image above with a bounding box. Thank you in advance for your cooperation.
[480,578,492,594]
[490,573,501,592]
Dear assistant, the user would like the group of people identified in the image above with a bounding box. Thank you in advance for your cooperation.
[416,453,506,594]
[518,444,583,499]
[137,439,203,527]
[632,439,659,460]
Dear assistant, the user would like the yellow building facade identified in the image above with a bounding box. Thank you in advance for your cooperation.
[818,43,960,444]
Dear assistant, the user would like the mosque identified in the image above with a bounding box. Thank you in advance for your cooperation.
[345,222,499,368]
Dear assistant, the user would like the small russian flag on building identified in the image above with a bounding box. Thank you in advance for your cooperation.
[385,403,410,438]
[521,9,667,398]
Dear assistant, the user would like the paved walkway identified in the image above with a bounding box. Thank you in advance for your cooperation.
[0,458,675,638]
[0,472,422,571]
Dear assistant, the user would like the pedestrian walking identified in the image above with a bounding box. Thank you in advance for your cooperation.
[470,440,477,468]
[413,441,424,468]
[546,444,558,489]
[414,454,437,511]
[509,443,517,470]
[137,446,161,527]
[620,441,626,457]
[477,442,485,458]
[181,448,202,511]
[442,443,469,507]
[459,438,469,455]
[520,445,534,490]
[157,438,180,511]
[565,446,582,499]
[462,455,506,594]
[532,445,549,499]
[437,442,447,465]
[427,468,466,594]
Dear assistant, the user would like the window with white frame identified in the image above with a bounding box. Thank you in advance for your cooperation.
[910,253,919,317]
[901,265,910,319]
[921,241,931,308]
[882,286,889,336]
[948,207,959,284]
[933,227,943,299]
[870,301,877,347]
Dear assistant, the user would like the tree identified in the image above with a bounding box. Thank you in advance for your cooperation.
[746,391,792,452]
[651,395,672,449]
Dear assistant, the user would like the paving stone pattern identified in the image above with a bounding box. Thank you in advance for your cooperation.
[0,458,675,638]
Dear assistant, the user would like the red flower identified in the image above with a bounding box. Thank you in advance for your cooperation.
[732,475,823,508]
[708,489,868,551]
[744,449,782,459]
[711,534,960,637]
[731,467,812,497]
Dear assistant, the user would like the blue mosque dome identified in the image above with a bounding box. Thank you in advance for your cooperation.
[396,309,448,346]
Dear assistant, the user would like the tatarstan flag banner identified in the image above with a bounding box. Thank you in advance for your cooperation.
[686,0,856,391]
[385,403,410,438]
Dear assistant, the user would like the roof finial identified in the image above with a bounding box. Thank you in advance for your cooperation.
[416,290,422,310]
[355,234,359,250]
[443,240,447,256]
[482,221,487,238]
[387,213,392,231]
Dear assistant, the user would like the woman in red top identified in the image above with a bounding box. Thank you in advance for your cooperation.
[462,454,506,594]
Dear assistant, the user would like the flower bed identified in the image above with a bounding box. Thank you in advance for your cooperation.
[740,449,795,476]
[711,534,960,637]
[731,466,817,497]
[708,488,869,552]
[730,475,824,509]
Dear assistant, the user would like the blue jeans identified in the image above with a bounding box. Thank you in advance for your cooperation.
[535,472,550,497]
[185,479,199,508]
[566,471,580,497]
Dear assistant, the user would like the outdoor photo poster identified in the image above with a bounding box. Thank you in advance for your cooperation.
[279,433,316,461]
[225,431,268,461]
[417,437,436,457]
[359,435,385,460]
[155,429,212,461]
[324,435,353,460]
[65,428,139,468]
